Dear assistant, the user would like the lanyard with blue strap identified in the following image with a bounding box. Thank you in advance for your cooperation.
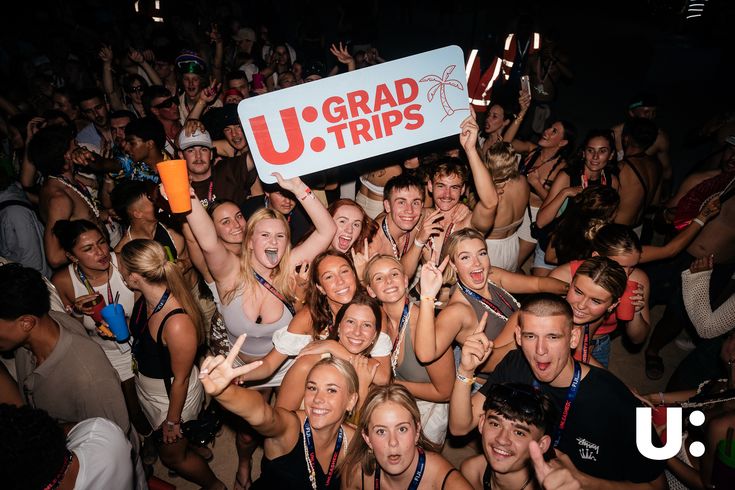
[382,218,409,259]
[303,417,343,490]
[533,360,582,447]
[374,447,425,490]
[457,280,515,321]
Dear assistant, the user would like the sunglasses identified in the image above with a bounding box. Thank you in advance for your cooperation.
[153,96,178,109]
[485,383,545,416]
[128,86,144,93]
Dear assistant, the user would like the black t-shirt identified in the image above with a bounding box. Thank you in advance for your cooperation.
[479,350,665,484]
[191,154,255,209]
[240,196,313,246]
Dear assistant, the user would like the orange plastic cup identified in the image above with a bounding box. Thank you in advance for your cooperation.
[157,159,191,213]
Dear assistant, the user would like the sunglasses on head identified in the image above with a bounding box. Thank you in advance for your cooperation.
[485,383,545,416]
[153,96,178,109]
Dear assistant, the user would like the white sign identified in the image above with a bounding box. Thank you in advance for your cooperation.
[238,45,470,183]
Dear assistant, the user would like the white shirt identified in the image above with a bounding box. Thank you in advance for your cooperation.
[67,418,133,490]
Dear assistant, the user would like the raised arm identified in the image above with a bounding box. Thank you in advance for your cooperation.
[460,114,498,234]
[536,173,579,228]
[414,257,460,363]
[129,49,163,86]
[199,335,295,438]
[180,222,213,283]
[448,319,492,435]
[181,189,239,282]
[277,173,336,265]
[503,91,531,143]
[99,46,124,111]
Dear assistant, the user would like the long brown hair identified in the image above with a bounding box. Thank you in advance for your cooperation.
[306,250,358,339]
[328,290,382,355]
[120,239,205,343]
[340,384,439,484]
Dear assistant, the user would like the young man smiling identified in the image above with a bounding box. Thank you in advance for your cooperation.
[460,382,561,490]
[449,293,666,489]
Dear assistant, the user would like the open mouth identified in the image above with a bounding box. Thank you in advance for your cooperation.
[383,286,399,295]
[491,446,513,458]
[469,269,484,283]
[345,337,366,349]
[310,407,330,417]
[334,287,351,296]
[535,361,551,372]
[572,308,587,321]
[264,248,279,264]
[387,454,402,465]
[337,236,352,250]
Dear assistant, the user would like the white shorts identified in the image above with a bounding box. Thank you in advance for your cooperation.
[135,366,204,429]
[416,399,449,446]
[355,192,385,220]
[102,345,134,382]
[486,232,520,272]
[518,205,539,243]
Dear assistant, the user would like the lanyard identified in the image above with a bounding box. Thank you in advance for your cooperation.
[534,361,581,448]
[382,218,409,259]
[457,281,517,322]
[254,272,296,316]
[303,418,343,490]
[75,264,113,304]
[390,299,411,376]
[581,324,590,363]
[374,447,425,490]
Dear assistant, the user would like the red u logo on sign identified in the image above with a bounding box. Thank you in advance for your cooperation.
[248,108,305,165]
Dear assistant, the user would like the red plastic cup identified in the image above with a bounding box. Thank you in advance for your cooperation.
[616,280,639,321]
[157,159,191,213]
[83,293,106,324]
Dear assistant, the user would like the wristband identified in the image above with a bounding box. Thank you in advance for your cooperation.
[693,218,705,227]
[165,419,181,428]
[420,296,435,303]
[299,187,314,201]
[456,373,476,385]
[414,238,426,248]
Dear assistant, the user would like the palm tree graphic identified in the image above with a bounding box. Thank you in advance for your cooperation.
[419,65,467,121]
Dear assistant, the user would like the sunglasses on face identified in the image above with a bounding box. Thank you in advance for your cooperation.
[128,86,144,93]
[485,383,545,416]
[153,96,178,109]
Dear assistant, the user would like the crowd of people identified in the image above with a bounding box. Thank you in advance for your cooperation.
[1,3,734,490]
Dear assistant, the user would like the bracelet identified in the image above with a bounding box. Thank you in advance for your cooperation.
[299,187,314,201]
[420,296,435,303]
[456,373,476,385]
[414,238,426,248]
[693,218,705,227]
[658,392,665,405]
[165,419,181,428]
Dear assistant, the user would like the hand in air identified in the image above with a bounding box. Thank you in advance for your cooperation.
[459,110,479,152]
[199,334,263,397]
[351,238,377,282]
[419,255,449,299]
[458,312,492,374]
[417,209,445,244]
[271,172,306,195]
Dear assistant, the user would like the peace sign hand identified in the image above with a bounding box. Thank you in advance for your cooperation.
[351,238,377,283]
[420,255,449,299]
[199,334,263,397]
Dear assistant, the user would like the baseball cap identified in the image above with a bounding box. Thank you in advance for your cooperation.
[175,50,207,75]
[178,129,212,150]
[628,92,658,110]
[233,28,256,43]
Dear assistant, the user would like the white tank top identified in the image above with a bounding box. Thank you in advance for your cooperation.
[68,252,136,351]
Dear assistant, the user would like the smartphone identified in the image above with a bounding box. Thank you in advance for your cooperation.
[520,75,531,97]
[252,73,265,90]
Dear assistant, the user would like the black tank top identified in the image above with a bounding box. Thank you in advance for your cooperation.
[131,297,185,379]
[252,431,341,490]
[154,223,178,261]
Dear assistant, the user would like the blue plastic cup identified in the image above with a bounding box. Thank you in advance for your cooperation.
[101,303,129,342]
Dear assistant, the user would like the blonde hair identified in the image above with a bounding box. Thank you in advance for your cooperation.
[340,384,439,484]
[309,356,359,400]
[485,142,520,183]
[442,228,488,284]
[120,239,205,344]
[363,254,403,286]
[226,207,293,304]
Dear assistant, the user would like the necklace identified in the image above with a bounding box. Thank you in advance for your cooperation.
[75,263,113,304]
[43,450,73,490]
[484,473,532,490]
[303,418,344,490]
[382,218,409,259]
[390,300,411,376]
[49,175,100,218]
